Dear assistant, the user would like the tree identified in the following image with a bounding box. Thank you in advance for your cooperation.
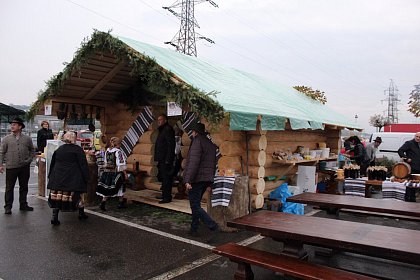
[407,84,420,118]
[293,86,327,104]
[369,114,389,132]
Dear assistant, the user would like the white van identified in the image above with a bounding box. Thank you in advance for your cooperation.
[370,132,415,162]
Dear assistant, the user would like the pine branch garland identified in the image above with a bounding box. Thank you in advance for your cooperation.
[27,30,224,124]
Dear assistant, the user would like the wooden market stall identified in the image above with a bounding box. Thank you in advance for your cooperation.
[29,31,360,215]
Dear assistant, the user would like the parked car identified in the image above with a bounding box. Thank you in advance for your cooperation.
[77,130,93,149]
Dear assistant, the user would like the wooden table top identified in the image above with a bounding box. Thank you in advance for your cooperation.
[286,192,420,217]
[227,210,420,265]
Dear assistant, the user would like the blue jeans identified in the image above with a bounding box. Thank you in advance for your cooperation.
[188,181,217,232]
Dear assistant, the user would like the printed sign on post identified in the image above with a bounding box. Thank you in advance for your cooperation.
[44,105,52,115]
[167,101,182,116]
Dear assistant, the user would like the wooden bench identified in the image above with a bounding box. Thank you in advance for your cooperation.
[286,192,420,217]
[212,243,377,280]
[227,210,420,266]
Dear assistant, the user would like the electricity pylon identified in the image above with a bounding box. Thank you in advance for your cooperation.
[163,0,217,57]
[382,79,400,124]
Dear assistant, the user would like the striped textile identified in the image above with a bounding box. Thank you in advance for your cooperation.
[120,107,155,159]
[181,111,198,139]
[211,176,236,207]
[383,181,406,201]
[344,178,366,197]
[344,178,407,201]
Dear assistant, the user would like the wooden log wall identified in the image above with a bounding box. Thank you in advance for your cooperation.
[245,121,341,210]
[244,123,266,209]
[102,106,160,183]
[201,118,246,176]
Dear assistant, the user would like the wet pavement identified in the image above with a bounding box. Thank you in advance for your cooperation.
[1,167,420,279]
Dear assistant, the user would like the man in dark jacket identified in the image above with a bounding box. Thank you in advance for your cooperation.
[183,122,219,236]
[154,114,175,203]
[398,132,420,201]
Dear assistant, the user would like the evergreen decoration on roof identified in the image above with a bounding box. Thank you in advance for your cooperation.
[293,85,327,105]
[27,30,224,124]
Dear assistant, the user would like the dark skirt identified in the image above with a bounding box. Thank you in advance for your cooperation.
[96,171,125,197]
[48,191,82,212]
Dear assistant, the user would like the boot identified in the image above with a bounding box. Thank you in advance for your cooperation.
[100,201,106,211]
[78,207,88,220]
[117,198,127,209]
[51,209,60,225]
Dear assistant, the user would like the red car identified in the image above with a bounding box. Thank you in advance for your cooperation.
[76,130,93,149]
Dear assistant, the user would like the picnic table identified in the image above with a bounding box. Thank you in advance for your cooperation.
[227,210,420,266]
[286,192,420,218]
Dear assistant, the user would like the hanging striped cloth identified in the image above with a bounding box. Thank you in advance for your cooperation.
[120,107,155,159]
[181,111,198,139]
[211,175,236,207]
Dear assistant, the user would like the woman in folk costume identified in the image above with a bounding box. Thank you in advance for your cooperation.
[47,131,89,225]
[96,137,128,211]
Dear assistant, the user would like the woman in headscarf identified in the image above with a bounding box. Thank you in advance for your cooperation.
[47,131,89,225]
[96,137,127,211]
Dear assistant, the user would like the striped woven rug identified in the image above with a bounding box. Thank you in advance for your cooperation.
[120,106,155,159]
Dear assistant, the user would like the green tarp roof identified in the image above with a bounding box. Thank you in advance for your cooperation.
[118,36,359,130]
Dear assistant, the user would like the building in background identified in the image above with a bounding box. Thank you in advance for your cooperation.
[384,123,420,133]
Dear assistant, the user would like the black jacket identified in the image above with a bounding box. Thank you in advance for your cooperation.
[351,143,367,166]
[183,134,217,184]
[154,123,175,164]
[398,139,420,172]
[37,128,54,152]
[47,144,89,192]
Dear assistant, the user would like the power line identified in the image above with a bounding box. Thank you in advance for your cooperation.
[64,0,163,44]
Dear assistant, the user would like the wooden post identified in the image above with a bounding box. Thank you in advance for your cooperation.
[207,176,250,232]
[37,157,46,197]
[86,161,98,206]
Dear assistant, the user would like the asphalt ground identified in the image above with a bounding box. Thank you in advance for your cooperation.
[0,166,419,279]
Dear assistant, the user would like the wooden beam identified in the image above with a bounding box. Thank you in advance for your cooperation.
[84,62,126,100]
[49,97,111,108]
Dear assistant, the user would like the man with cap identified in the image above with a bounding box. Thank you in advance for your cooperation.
[0,117,35,214]
[183,122,219,236]
[365,136,382,167]
[398,132,420,201]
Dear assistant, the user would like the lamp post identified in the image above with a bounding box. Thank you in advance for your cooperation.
[355,114,358,124]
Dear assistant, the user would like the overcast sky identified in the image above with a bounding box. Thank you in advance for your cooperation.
[1,0,419,132]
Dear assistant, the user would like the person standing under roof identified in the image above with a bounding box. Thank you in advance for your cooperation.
[154,114,175,204]
[0,117,35,214]
[362,136,382,174]
[96,137,128,210]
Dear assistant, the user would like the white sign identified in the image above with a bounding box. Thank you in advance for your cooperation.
[297,166,317,193]
[44,105,52,115]
[167,101,182,116]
